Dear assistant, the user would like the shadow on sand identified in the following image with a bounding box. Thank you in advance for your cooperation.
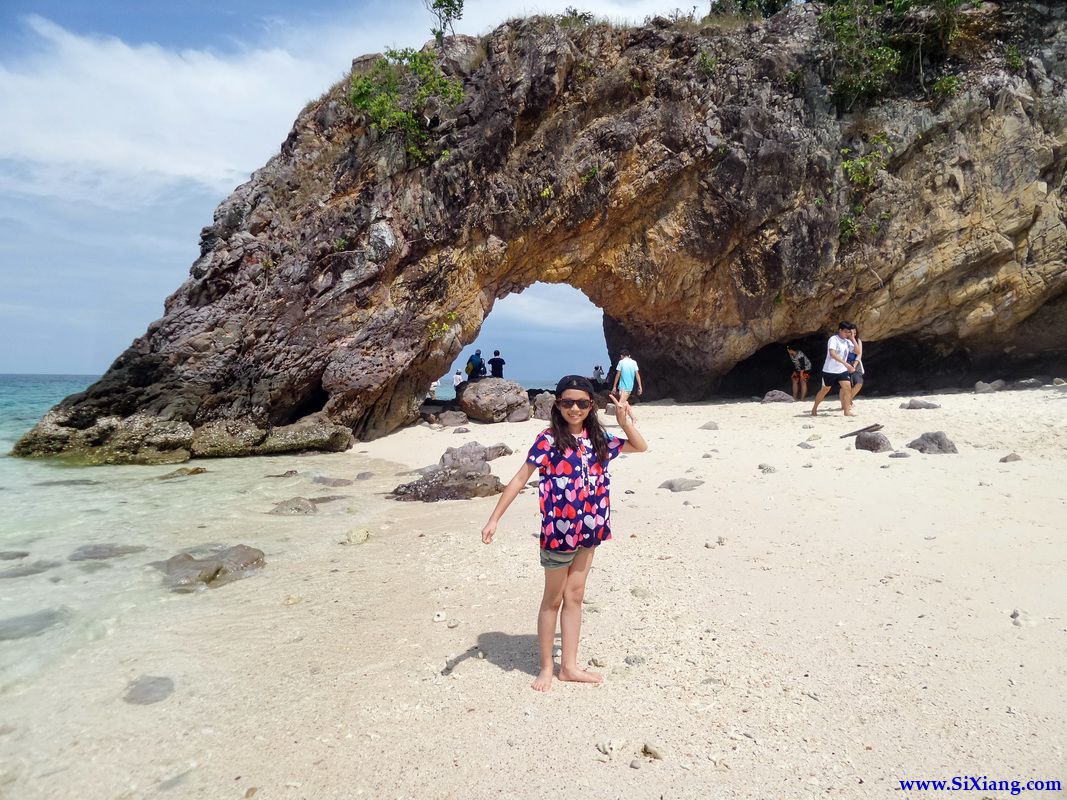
[441,631,542,678]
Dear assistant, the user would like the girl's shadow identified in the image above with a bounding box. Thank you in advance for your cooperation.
[441,631,542,677]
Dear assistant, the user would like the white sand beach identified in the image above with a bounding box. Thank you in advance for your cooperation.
[2,387,1066,799]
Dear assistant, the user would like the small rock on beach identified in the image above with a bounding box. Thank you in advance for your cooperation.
[269,497,317,515]
[907,432,958,454]
[855,431,892,453]
[658,478,704,492]
[123,676,174,705]
[900,399,941,410]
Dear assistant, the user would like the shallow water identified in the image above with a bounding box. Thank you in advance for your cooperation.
[0,375,392,694]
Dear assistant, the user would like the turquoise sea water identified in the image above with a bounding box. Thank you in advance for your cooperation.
[0,374,98,454]
[0,374,391,694]
[432,376,559,401]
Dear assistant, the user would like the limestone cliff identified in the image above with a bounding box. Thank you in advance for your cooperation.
[15,2,1067,463]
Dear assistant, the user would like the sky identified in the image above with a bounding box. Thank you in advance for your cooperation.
[0,0,673,380]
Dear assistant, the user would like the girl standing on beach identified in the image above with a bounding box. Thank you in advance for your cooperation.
[481,375,648,692]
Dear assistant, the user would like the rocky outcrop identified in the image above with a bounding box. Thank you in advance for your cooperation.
[13,3,1067,463]
[391,440,511,500]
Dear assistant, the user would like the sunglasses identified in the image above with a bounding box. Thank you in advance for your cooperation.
[556,399,593,410]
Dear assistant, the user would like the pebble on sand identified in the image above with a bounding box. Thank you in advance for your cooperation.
[658,478,704,492]
[343,529,371,545]
[642,742,666,760]
[1000,453,1022,463]
[269,497,317,515]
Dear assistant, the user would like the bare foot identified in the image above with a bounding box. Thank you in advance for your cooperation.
[844,411,857,417]
[558,666,604,684]
[810,410,819,417]
[531,667,554,692]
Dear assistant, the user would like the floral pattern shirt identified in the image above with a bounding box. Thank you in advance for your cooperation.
[526,428,625,552]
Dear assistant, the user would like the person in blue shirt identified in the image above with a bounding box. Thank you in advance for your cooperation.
[611,349,643,419]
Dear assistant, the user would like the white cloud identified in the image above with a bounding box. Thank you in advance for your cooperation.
[0,0,676,207]
[490,283,604,330]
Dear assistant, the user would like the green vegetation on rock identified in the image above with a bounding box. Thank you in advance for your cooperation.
[349,48,464,164]
[820,0,984,109]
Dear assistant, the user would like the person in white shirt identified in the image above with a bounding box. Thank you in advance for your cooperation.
[810,322,857,417]
[426,380,440,401]
[452,370,465,388]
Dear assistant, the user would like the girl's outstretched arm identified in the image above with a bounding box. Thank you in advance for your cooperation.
[610,394,648,453]
[481,461,537,544]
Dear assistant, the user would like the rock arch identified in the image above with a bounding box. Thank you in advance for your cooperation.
[14,6,1067,463]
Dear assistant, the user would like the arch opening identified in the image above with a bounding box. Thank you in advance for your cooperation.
[433,282,610,400]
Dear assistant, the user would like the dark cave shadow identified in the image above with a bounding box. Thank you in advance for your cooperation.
[442,631,542,678]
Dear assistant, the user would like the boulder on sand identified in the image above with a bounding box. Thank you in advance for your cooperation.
[458,378,530,423]
[391,468,503,501]
[907,431,958,454]
[439,441,512,470]
[438,410,469,427]
[855,431,893,452]
[532,392,556,421]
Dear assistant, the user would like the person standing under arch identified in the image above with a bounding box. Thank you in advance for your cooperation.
[786,344,812,401]
[611,349,643,418]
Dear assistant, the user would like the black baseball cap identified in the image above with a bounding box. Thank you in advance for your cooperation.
[555,375,595,397]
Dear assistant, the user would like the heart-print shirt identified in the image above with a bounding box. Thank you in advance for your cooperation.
[526,428,625,552]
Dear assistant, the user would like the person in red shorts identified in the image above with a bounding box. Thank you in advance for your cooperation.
[786,344,813,401]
